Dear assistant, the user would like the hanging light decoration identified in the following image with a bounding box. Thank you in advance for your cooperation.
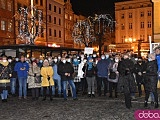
[72,14,116,47]
[14,6,43,44]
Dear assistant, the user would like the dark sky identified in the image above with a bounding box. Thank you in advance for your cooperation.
[70,0,124,17]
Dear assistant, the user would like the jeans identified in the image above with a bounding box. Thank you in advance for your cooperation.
[86,77,95,94]
[18,77,27,97]
[1,90,8,100]
[52,79,61,95]
[62,80,77,99]
[10,78,17,94]
[97,77,108,96]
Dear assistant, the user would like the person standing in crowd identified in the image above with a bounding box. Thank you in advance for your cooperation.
[83,57,96,97]
[144,53,159,108]
[117,53,137,109]
[58,56,77,100]
[135,57,145,97]
[72,57,81,94]
[41,59,54,101]
[8,56,17,96]
[14,55,29,99]
[97,54,110,97]
[28,60,41,100]
[52,57,61,97]
[0,55,12,102]
[108,55,119,98]
[78,58,87,95]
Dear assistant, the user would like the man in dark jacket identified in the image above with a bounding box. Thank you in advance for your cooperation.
[135,57,145,97]
[8,57,17,96]
[117,53,137,109]
[58,56,77,100]
[96,54,111,96]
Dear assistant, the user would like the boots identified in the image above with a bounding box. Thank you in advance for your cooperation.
[155,102,159,108]
[144,101,148,108]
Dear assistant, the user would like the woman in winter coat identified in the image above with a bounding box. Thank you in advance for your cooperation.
[108,55,120,98]
[82,57,96,97]
[28,60,41,100]
[0,55,12,102]
[41,59,54,101]
[117,53,137,109]
[144,53,159,108]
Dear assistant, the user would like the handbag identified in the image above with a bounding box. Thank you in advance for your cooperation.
[34,76,41,83]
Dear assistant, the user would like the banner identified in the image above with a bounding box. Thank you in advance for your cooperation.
[84,47,94,55]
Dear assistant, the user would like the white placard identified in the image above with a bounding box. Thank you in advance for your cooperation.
[84,47,94,55]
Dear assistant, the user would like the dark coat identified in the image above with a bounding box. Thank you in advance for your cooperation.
[134,61,146,84]
[9,61,17,78]
[117,59,137,93]
[0,62,12,87]
[144,60,158,92]
[58,62,74,81]
[82,63,96,77]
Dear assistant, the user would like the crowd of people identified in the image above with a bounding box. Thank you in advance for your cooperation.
[0,48,160,109]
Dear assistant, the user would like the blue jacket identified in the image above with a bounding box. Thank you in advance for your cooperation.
[14,61,29,78]
[53,64,61,81]
[156,54,160,72]
[97,59,111,77]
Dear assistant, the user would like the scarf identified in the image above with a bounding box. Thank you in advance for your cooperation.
[87,62,93,70]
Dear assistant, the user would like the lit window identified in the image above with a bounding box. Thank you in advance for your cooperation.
[65,14,68,19]
[1,21,6,31]
[70,16,72,20]
[7,1,12,11]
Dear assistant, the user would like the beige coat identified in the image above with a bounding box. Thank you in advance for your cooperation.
[28,66,41,88]
[41,66,54,87]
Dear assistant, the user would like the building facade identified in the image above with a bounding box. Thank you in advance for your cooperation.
[115,0,152,54]
[0,0,15,45]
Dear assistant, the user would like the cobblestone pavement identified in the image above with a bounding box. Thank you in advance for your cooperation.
[0,94,160,120]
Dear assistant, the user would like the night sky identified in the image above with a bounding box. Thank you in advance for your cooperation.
[70,0,125,17]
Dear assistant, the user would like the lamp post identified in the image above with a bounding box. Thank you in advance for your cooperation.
[72,14,116,56]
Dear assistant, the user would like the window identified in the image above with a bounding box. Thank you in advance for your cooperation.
[1,0,6,9]
[8,21,12,32]
[49,28,52,36]
[122,7,124,10]
[40,0,43,6]
[140,35,145,40]
[148,4,152,7]
[49,15,51,23]
[140,12,144,17]
[129,23,132,29]
[54,17,56,24]
[121,14,124,19]
[65,14,68,19]
[148,11,151,16]
[140,5,144,7]
[35,0,38,4]
[7,1,12,11]
[54,30,56,37]
[129,13,132,18]
[141,22,144,28]
[59,31,61,38]
[122,36,126,43]
[59,19,61,25]
[59,8,61,14]
[54,6,56,12]
[49,4,51,11]
[129,6,132,9]
[148,21,152,28]
[70,16,72,20]
[121,24,125,30]
[1,21,6,31]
